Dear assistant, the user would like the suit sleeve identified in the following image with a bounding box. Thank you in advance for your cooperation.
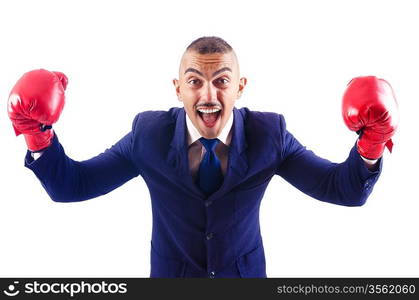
[275,115,382,206]
[24,115,142,202]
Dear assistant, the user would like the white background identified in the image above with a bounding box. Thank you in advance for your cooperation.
[0,0,417,277]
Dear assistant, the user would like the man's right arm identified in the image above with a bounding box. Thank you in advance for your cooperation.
[8,69,141,202]
[25,125,141,202]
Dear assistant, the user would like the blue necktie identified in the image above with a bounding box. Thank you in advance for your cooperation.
[197,138,223,195]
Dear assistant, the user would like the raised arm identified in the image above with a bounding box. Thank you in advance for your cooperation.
[8,69,141,202]
[276,121,381,206]
[276,76,398,206]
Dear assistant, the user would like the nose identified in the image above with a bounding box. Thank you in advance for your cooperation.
[202,82,218,103]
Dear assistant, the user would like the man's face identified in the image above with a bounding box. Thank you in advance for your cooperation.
[173,51,247,139]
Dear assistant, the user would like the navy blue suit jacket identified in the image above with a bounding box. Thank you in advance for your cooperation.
[25,107,382,278]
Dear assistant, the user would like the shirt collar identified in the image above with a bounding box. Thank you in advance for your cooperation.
[186,111,234,146]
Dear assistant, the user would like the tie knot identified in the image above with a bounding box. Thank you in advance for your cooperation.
[199,138,220,152]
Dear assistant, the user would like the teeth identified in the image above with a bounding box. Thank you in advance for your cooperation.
[197,108,221,113]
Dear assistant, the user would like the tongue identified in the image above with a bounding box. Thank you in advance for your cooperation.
[201,112,219,125]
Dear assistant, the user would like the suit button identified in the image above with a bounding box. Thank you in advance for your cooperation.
[205,200,212,207]
[209,271,215,278]
[206,233,213,240]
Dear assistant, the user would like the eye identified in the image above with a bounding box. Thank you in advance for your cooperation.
[215,77,230,86]
[188,79,201,85]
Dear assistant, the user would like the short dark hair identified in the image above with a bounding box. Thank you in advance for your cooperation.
[186,36,233,54]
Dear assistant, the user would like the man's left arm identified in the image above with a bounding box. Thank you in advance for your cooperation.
[276,125,382,207]
[276,76,398,206]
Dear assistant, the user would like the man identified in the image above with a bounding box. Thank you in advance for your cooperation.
[7,36,398,278]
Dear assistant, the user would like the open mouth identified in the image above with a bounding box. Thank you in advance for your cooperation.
[196,106,222,128]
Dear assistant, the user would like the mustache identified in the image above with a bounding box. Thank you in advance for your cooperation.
[195,101,222,108]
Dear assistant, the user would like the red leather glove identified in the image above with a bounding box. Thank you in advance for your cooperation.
[342,76,399,160]
[7,69,67,152]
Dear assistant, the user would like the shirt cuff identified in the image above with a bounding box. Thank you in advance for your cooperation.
[31,151,44,160]
[360,155,378,165]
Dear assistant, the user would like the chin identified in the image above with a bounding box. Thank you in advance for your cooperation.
[200,129,220,139]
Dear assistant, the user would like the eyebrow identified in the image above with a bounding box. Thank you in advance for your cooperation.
[184,67,232,77]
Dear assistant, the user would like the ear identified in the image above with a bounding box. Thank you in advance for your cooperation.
[173,79,182,102]
[237,77,247,99]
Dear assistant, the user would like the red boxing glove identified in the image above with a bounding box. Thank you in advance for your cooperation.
[342,76,399,160]
[7,69,67,152]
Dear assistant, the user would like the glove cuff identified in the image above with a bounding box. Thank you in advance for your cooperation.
[24,130,54,152]
[356,138,385,160]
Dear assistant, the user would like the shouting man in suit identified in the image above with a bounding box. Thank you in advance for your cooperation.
[7,36,398,278]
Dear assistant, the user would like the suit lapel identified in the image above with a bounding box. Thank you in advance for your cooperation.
[209,108,248,200]
[166,108,205,198]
